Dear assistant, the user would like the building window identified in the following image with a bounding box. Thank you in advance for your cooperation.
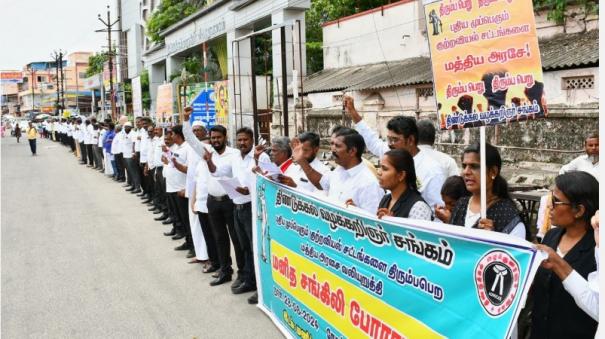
[79,72,87,79]
[562,75,594,90]
[416,87,434,98]
[37,76,43,82]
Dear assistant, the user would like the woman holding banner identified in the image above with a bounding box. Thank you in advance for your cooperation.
[530,172,598,339]
[376,149,432,221]
[449,142,529,239]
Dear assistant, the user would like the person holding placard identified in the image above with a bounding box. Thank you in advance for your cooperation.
[449,142,529,240]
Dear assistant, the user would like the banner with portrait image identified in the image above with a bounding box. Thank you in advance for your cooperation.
[253,175,545,339]
[184,80,228,128]
[424,0,546,130]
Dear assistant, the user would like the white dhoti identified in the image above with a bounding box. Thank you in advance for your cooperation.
[188,205,208,261]
[103,149,114,176]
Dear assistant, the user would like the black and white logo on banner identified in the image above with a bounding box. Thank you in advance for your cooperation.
[475,250,520,317]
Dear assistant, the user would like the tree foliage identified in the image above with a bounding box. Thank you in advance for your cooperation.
[140,69,151,110]
[533,0,598,25]
[85,52,109,77]
[146,0,205,43]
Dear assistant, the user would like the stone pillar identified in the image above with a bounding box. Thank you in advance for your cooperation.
[227,28,254,144]
[271,9,307,137]
[148,61,166,118]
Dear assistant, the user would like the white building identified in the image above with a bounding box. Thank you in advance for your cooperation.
[136,0,310,140]
[298,0,598,164]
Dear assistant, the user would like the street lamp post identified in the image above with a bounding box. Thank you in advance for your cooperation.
[28,66,36,114]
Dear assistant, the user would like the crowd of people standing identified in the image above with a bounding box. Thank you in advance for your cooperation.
[21,95,600,337]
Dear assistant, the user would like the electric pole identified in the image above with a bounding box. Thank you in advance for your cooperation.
[59,52,66,116]
[51,50,64,116]
[27,66,36,114]
[96,5,120,121]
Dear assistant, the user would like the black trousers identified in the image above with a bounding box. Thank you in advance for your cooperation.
[153,167,167,212]
[207,196,244,276]
[198,212,218,266]
[169,193,192,247]
[234,202,255,287]
[69,136,75,152]
[79,142,87,163]
[125,158,141,190]
[114,153,126,180]
[141,162,153,197]
[86,144,94,165]
[28,139,36,155]
[94,146,104,169]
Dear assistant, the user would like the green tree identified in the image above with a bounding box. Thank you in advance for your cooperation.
[140,69,151,110]
[85,52,109,77]
[146,0,203,43]
[533,0,597,25]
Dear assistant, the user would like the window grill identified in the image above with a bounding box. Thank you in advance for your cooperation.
[562,75,594,90]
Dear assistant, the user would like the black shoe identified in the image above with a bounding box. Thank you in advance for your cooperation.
[210,274,232,286]
[153,209,163,215]
[186,250,196,258]
[155,215,168,221]
[171,233,185,240]
[163,229,176,236]
[131,189,142,194]
[247,292,258,304]
[136,192,146,197]
[174,242,190,251]
[203,265,220,274]
[232,282,256,295]
[142,198,153,204]
[148,206,159,212]
[161,218,173,225]
[231,276,244,290]
[118,179,126,182]
[122,184,131,188]
[125,187,135,192]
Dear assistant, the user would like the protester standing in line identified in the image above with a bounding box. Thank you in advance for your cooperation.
[530,172,598,339]
[207,127,271,303]
[276,132,330,193]
[448,142,529,239]
[183,113,245,286]
[343,96,447,209]
[26,122,38,155]
[291,127,384,213]
[376,149,432,220]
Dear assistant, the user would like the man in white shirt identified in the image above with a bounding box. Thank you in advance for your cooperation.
[184,118,245,287]
[560,132,599,181]
[344,96,446,209]
[78,119,88,165]
[149,126,171,221]
[67,119,75,154]
[111,124,126,182]
[278,131,330,193]
[292,127,384,213]
[207,126,271,300]
[417,119,459,177]
[123,122,142,193]
[139,125,153,202]
[84,119,95,167]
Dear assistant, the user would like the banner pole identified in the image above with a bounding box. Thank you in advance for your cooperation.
[480,125,487,218]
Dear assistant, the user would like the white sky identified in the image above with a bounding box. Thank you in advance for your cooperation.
[0,0,116,70]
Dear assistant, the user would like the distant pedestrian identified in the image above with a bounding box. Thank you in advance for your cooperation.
[14,124,21,143]
[26,122,38,155]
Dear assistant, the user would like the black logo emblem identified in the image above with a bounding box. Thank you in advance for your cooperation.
[475,250,520,317]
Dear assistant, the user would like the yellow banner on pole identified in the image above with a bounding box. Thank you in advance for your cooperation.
[424,0,547,130]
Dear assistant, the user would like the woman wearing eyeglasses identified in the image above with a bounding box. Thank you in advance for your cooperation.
[529,172,598,339]
[448,142,529,239]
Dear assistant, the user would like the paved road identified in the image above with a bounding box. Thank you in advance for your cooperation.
[1,136,282,339]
